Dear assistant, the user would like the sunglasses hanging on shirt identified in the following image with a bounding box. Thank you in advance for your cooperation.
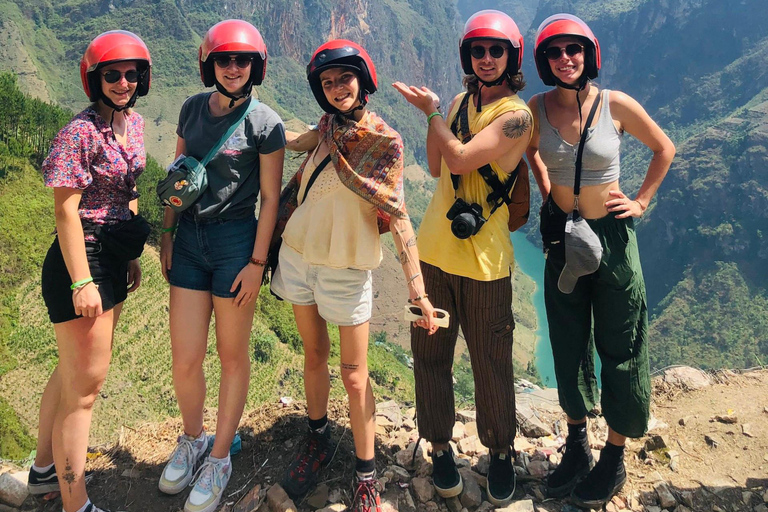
[213,55,253,69]
[544,43,584,61]
[469,45,507,60]
[102,69,140,84]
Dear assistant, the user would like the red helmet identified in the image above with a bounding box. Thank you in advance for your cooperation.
[306,39,378,114]
[80,30,151,102]
[199,20,267,87]
[460,10,524,77]
[534,13,601,86]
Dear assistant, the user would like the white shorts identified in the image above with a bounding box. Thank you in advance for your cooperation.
[270,244,373,326]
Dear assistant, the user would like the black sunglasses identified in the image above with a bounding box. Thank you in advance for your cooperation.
[544,43,584,61]
[469,45,507,60]
[102,69,140,84]
[213,55,253,69]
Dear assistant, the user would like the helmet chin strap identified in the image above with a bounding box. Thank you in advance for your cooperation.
[215,80,253,108]
[99,90,140,139]
[335,93,367,122]
[475,74,507,113]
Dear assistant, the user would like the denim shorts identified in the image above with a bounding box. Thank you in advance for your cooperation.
[270,244,372,326]
[42,237,128,324]
[169,213,257,298]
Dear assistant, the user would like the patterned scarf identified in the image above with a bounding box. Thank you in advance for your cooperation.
[278,110,407,235]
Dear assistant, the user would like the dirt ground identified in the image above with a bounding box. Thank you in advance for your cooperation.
[11,369,768,512]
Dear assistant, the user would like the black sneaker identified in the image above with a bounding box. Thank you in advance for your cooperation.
[570,443,627,509]
[486,451,516,507]
[351,475,382,512]
[280,428,336,498]
[546,433,595,497]
[28,464,94,495]
[431,446,463,498]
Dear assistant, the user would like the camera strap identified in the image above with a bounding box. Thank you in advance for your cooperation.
[449,93,519,217]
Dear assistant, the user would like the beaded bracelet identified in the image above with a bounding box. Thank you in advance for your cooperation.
[249,257,267,267]
[70,277,94,291]
[426,112,442,125]
[408,293,429,304]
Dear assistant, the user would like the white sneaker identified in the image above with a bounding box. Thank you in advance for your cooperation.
[159,433,207,494]
[184,456,232,512]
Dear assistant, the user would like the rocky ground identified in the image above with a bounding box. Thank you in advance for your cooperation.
[1,367,767,512]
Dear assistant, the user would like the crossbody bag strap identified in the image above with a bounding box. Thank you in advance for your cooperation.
[200,99,259,167]
[573,91,601,210]
[299,153,332,205]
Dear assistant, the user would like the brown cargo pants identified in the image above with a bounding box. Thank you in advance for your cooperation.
[410,261,516,450]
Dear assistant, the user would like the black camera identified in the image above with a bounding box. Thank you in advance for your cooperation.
[446,198,487,239]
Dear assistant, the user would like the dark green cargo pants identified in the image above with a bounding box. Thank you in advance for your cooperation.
[541,198,650,438]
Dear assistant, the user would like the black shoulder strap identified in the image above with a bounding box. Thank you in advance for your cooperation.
[449,93,519,214]
[299,153,332,205]
[573,91,602,199]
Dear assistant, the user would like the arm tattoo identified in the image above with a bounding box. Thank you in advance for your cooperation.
[502,112,532,139]
[399,250,410,264]
[406,236,417,247]
[341,363,359,370]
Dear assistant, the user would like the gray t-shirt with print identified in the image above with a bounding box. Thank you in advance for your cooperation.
[176,93,286,219]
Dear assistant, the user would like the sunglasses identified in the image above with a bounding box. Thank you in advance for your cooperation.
[403,305,451,328]
[102,69,140,84]
[213,55,253,69]
[544,43,584,61]
[469,45,507,60]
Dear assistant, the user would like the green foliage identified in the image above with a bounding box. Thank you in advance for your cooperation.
[0,396,35,461]
[256,288,304,353]
[649,262,768,371]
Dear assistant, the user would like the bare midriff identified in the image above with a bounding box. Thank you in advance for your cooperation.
[550,180,620,219]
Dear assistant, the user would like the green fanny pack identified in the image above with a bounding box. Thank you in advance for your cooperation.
[157,100,258,213]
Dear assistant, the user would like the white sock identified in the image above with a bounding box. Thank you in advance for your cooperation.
[208,453,230,465]
[67,499,91,512]
[32,461,55,473]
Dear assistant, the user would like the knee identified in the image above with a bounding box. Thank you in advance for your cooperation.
[173,353,205,377]
[304,345,330,372]
[341,366,369,399]
[219,350,250,374]
[61,371,106,410]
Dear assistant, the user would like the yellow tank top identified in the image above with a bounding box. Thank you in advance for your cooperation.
[417,93,531,281]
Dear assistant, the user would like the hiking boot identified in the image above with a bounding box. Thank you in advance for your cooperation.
[571,442,627,509]
[27,464,93,495]
[486,451,516,507]
[351,475,382,512]
[184,456,232,512]
[546,428,595,497]
[159,433,208,494]
[281,428,336,498]
[431,445,463,498]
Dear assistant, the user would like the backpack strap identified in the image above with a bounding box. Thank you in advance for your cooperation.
[299,154,332,205]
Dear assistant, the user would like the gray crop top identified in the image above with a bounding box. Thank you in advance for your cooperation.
[536,89,622,187]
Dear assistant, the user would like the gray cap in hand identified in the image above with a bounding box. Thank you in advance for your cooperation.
[558,214,603,294]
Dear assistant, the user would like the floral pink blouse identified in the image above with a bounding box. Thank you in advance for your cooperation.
[43,107,146,233]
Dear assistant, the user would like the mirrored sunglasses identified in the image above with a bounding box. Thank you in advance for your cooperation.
[102,70,140,84]
[213,55,253,69]
[469,45,507,60]
[544,43,584,61]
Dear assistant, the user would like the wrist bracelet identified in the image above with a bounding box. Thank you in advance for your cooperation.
[408,293,429,304]
[71,277,94,290]
[161,226,176,233]
[407,272,422,284]
[634,199,647,212]
[249,257,267,267]
[426,112,442,125]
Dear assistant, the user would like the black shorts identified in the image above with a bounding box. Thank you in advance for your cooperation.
[41,237,128,324]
